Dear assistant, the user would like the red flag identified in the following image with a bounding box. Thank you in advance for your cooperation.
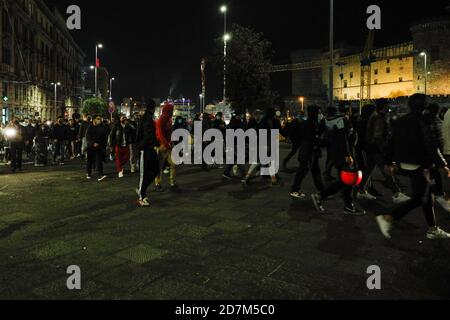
[96,58,100,68]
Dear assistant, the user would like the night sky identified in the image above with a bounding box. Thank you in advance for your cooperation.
[45,0,449,103]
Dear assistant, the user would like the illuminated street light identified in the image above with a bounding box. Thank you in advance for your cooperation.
[220,5,227,13]
[420,51,428,95]
[221,5,229,103]
[299,97,305,112]
[50,82,61,120]
[109,77,116,101]
[95,43,103,97]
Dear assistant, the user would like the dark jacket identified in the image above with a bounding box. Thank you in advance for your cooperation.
[51,124,69,141]
[85,124,109,150]
[366,111,389,153]
[24,124,37,141]
[423,113,444,152]
[68,124,80,141]
[78,120,91,140]
[386,111,447,168]
[109,124,134,147]
[324,116,352,167]
[136,111,158,151]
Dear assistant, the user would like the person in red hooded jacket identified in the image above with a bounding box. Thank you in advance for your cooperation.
[154,103,180,193]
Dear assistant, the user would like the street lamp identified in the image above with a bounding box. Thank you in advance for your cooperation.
[51,82,61,120]
[109,77,115,101]
[420,51,428,95]
[329,0,334,105]
[95,43,103,97]
[221,4,228,104]
[299,97,305,113]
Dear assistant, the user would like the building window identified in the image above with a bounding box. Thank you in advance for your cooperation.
[399,77,403,82]
[387,59,390,64]
[386,67,391,74]
[343,80,348,88]
[418,76,421,80]
[374,79,378,85]
[350,72,353,78]
[357,93,361,99]
[344,93,348,100]
[374,69,378,75]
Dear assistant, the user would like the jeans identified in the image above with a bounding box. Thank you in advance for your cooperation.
[53,141,65,163]
[292,151,324,193]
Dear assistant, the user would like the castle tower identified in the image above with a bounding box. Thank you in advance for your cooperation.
[411,14,450,96]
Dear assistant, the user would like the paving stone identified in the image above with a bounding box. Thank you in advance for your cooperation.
[167,223,216,239]
[211,220,252,233]
[31,240,79,261]
[115,244,168,264]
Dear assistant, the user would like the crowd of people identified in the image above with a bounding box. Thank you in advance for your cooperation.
[1,93,450,240]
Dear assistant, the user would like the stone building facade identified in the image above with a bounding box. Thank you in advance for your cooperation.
[0,0,85,123]
[290,16,450,107]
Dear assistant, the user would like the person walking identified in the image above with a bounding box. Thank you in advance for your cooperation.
[311,107,366,216]
[290,106,326,200]
[109,115,134,178]
[376,94,450,240]
[154,103,180,192]
[24,119,36,160]
[135,100,160,207]
[6,119,25,173]
[51,117,69,165]
[78,115,92,160]
[85,115,109,181]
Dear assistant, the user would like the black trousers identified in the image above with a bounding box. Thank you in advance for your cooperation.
[390,169,436,228]
[10,146,23,170]
[53,141,65,163]
[138,148,160,200]
[364,150,401,194]
[321,166,353,207]
[291,151,324,193]
[283,142,300,167]
[87,148,105,177]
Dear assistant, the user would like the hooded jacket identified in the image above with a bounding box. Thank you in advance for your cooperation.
[156,104,174,150]
[136,110,159,151]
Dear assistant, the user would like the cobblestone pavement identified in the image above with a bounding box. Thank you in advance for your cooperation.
[1,144,450,299]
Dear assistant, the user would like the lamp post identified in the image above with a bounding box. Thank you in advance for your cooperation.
[51,82,61,120]
[220,5,228,104]
[299,97,305,113]
[109,77,115,101]
[329,0,334,105]
[420,52,428,96]
[95,44,103,97]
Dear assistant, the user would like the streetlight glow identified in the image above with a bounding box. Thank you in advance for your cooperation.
[220,5,227,13]
[224,33,231,42]
[97,44,103,48]
[90,65,95,70]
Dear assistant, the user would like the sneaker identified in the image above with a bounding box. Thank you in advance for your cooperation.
[311,193,326,213]
[138,198,150,207]
[98,175,107,182]
[435,196,450,213]
[376,215,393,239]
[118,171,124,179]
[154,185,164,192]
[426,227,450,240]
[241,178,250,185]
[163,168,170,175]
[356,191,377,201]
[344,204,367,216]
[393,192,411,204]
[290,191,307,200]
[130,166,136,173]
[222,173,233,181]
[86,175,92,180]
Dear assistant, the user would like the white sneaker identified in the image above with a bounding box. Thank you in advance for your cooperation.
[130,165,136,173]
[118,171,124,179]
[86,175,92,180]
[98,175,107,182]
[435,196,450,213]
[393,192,411,204]
[356,191,377,201]
[376,216,393,239]
[426,227,450,240]
[138,198,150,207]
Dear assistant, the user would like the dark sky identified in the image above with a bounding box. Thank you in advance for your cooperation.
[46,0,449,103]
